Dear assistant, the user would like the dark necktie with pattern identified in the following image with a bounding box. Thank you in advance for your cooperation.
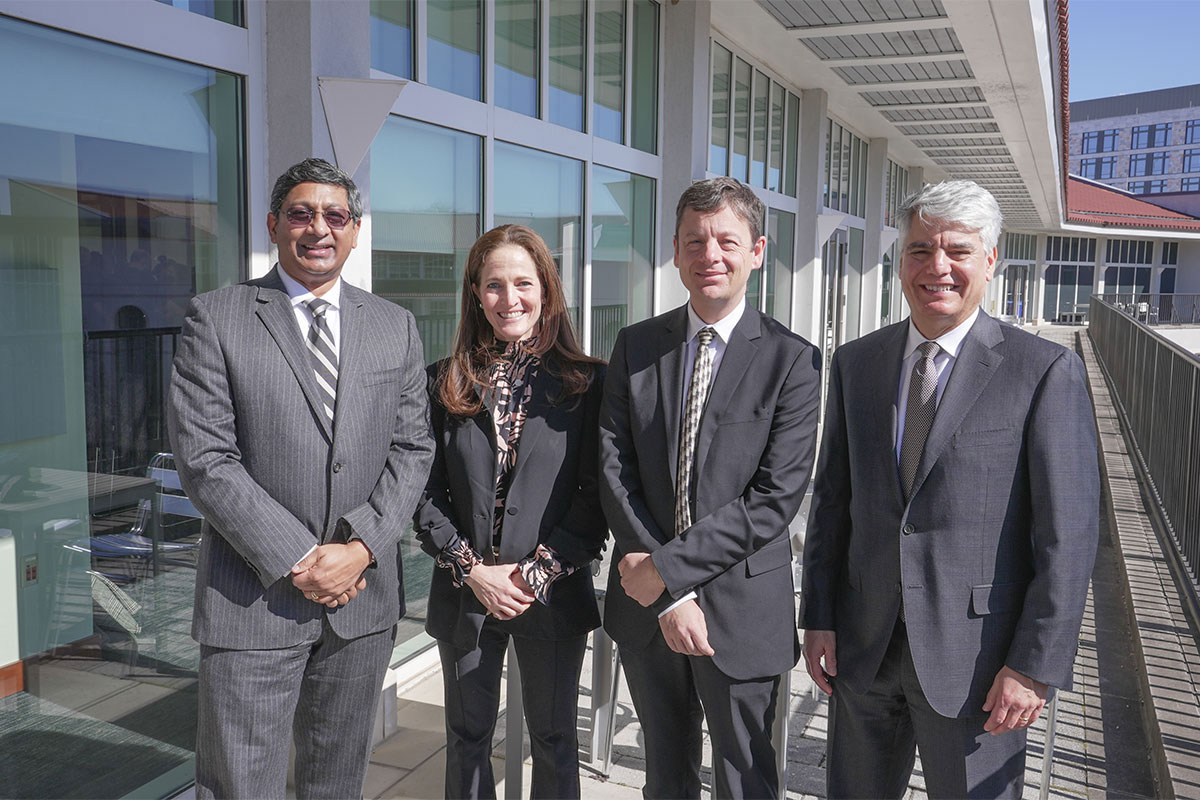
[675,327,715,535]
[899,340,940,501]
[305,298,338,422]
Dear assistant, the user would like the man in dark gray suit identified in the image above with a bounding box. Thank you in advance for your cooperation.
[600,178,821,799]
[801,180,1099,799]
[168,158,433,798]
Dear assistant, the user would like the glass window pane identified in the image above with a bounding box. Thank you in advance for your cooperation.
[709,42,731,174]
[495,0,538,117]
[732,58,751,182]
[155,0,241,25]
[549,0,586,131]
[494,143,583,329]
[785,93,799,197]
[829,123,842,209]
[630,0,659,154]
[751,70,768,187]
[593,0,625,143]
[592,166,654,358]
[370,0,414,78]
[823,119,832,207]
[427,0,482,101]
[370,116,481,365]
[840,128,852,213]
[768,83,784,192]
[0,15,244,799]
[766,210,794,319]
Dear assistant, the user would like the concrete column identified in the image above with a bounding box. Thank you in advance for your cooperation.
[859,137,888,336]
[264,0,372,283]
[790,88,829,346]
[656,0,712,314]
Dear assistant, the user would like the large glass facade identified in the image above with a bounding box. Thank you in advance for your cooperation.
[591,166,654,359]
[494,143,584,328]
[709,42,732,174]
[0,15,244,799]
[593,0,625,143]
[548,0,586,131]
[427,0,483,101]
[496,0,539,117]
[370,0,414,79]
[630,0,660,154]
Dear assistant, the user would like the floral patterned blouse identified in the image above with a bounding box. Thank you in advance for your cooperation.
[434,338,576,604]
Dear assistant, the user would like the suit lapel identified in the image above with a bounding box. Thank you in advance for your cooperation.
[333,285,366,442]
[657,306,689,488]
[507,372,556,486]
[254,275,333,442]
[694,310,760,475]
[868,323,908,506]
[910,312,1004,499]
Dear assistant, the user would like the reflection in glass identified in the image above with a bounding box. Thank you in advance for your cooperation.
[732,58,751,182]
[710,43,731,174]
[768,83,784,193]
[630,0,659,154]
[549,0,586,131]
[0,15,244,799]
[428,0,482,101]
[785,92,799,197]
[766,209,794,319]
[370,0,414,78]
[370,114,481,653]
[594,0,625,143]
[495,143,583,329]
[751,70,768,187]
[592,166,654,358]
[496,0,539,117]
[154,0,241,25]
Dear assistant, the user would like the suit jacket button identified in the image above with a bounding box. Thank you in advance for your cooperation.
[902,523,915,535]
[506,507,518,516]
[332,462,342,473]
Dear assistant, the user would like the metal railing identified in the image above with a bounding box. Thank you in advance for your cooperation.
[1089,297,1200,601]
[1095,293,1200,327]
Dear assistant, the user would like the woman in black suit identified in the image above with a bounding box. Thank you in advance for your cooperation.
[414,224,606,799]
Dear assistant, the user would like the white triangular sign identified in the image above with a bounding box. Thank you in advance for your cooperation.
[318,77,408,177]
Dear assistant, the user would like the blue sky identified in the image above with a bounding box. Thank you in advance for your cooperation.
[1069,0,1200,101]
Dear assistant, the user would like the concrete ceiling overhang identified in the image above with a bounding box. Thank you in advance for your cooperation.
[712,0,1065,230]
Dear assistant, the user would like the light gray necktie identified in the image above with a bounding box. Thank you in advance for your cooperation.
[306,298,338,421]
[899,341,940,501]
[675,328,715,535]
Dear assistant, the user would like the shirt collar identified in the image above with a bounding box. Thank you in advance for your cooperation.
[686,297,746,345]
[903,307,980,361]
[276,263,341,311]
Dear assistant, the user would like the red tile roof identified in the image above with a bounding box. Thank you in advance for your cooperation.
[1066,176,1200,231]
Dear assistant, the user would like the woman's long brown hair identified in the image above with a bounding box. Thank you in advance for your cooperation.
[436,224,603,417]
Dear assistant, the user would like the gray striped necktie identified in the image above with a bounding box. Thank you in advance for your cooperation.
[676,327,715,535]
[899,340,940,501]
[305,298,338,421]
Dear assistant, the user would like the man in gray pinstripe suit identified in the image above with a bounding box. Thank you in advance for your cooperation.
[168,159,433,798]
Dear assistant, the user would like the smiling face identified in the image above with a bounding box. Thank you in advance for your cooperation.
[473,244,544,342]
[268,182,360,295]
[674,203,765,324]
[899,215,996,339]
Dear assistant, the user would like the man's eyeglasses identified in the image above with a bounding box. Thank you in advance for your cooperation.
[283,207,355,230]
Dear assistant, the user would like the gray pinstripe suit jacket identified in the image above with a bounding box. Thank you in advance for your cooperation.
[167,269,434,649]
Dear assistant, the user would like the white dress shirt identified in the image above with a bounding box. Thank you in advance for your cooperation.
[660,298,747,617]
[894,308,980,463]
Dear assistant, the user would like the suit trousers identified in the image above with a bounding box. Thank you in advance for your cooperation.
[194,618,396,800]
[827,617,1027,799]
[438,620,588,799]
[620,631,781,800]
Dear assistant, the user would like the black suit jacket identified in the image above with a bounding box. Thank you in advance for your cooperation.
[800,313,1100,717]
[414,358,606,651]
[599,305,821,680]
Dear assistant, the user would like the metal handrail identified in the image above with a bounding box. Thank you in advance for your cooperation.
[1088,298,1200,607]
[1094,293,1200,327]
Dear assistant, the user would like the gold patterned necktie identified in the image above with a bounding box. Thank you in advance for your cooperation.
[675,327,715,535]
[899,340,940,501]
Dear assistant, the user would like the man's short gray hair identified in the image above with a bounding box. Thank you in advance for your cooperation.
[269,157,363,220]
[897,180,1002,252]
[675,177,765,242]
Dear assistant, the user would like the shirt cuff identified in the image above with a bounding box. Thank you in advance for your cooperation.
[435,535,483,587]
[518,544,576,605]
[291,544,318,573]
[657,591,698,618]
